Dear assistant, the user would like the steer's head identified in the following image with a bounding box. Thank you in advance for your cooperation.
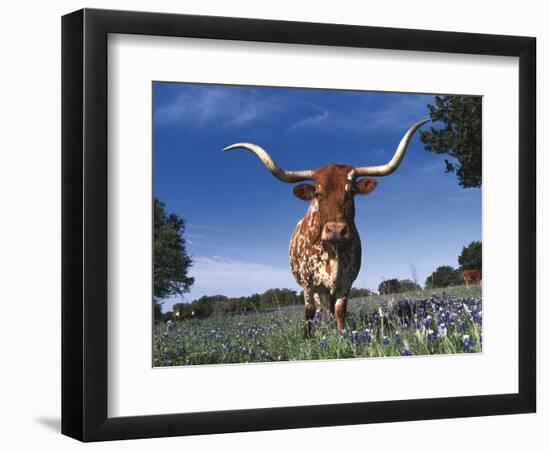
[223,119,429,243]
[292,164,378,244]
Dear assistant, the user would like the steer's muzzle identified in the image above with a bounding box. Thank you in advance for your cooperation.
[321,222,350,243]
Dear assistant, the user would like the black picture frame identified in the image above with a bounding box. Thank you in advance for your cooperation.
[62,8,536,442]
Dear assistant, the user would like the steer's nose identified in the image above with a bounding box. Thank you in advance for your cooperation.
[321,222,350,242]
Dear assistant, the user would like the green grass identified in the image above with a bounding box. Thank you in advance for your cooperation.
[154,285,482,366]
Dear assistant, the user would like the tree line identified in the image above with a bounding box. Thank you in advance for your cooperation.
[165,287,378,321]
[168,288,301,321]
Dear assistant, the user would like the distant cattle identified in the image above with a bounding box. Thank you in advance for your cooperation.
[463,269,482,288]
[224,119,429,336]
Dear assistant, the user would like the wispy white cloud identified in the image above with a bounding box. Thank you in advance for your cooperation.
[156,84,433,137]
[288,94,432,135]
[185,223,249,256]
[289,109,329,130]
[155,86,281,129]
[361,95,432,132]
[186,256,298,299]
[188,223,231,234]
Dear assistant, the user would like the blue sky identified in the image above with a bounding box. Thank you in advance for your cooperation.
[153,82,481,311]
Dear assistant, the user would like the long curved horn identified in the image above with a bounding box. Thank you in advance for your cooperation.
[222,143,314,183]
[354,119,430,177]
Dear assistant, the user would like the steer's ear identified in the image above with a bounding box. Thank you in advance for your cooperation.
[293,183,315,200]
[355,177,378,195]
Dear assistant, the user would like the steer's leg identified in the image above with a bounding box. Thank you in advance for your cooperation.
[335,296,348,334]
[303,288,316,339]
[319,292,332,322]
[314,292,321,314]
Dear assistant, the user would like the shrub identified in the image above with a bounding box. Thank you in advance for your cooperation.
[425,266,462,288]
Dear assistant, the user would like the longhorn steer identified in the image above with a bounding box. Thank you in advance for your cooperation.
[463,269,482,288]
[224,119,429,337]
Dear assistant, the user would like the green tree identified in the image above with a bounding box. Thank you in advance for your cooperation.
[458,241,482,270]
[191,295,227,318]
[420,95,482,188]
[398,279,421,293]
[425,266,462,288]
[161,311,175,322]
[259,288,301,310]
[378,279,401,295]
[154,197,194,312]
[349,287,373,298]
[172,302,194,320]
[153,302,163,322]
[249,293,261,310]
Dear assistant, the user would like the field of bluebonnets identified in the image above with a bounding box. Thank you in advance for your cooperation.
[153,285,482,366]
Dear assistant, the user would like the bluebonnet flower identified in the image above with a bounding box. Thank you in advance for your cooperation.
[166,319,175,332]
[383,336,390,345]
[320,336,327,349]
[473,310,483,324]
[362,329,372,343]
[463,335,474,352]
[417,306,425,316]
[160,346,171,366]
[394,331,402,345]
[427,329,440,342]
[350,330,358,344]
[424,315,433,328]
[448,312,458,326]
[401,346,413,356]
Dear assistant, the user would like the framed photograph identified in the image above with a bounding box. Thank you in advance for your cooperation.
[62,8,536,442]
